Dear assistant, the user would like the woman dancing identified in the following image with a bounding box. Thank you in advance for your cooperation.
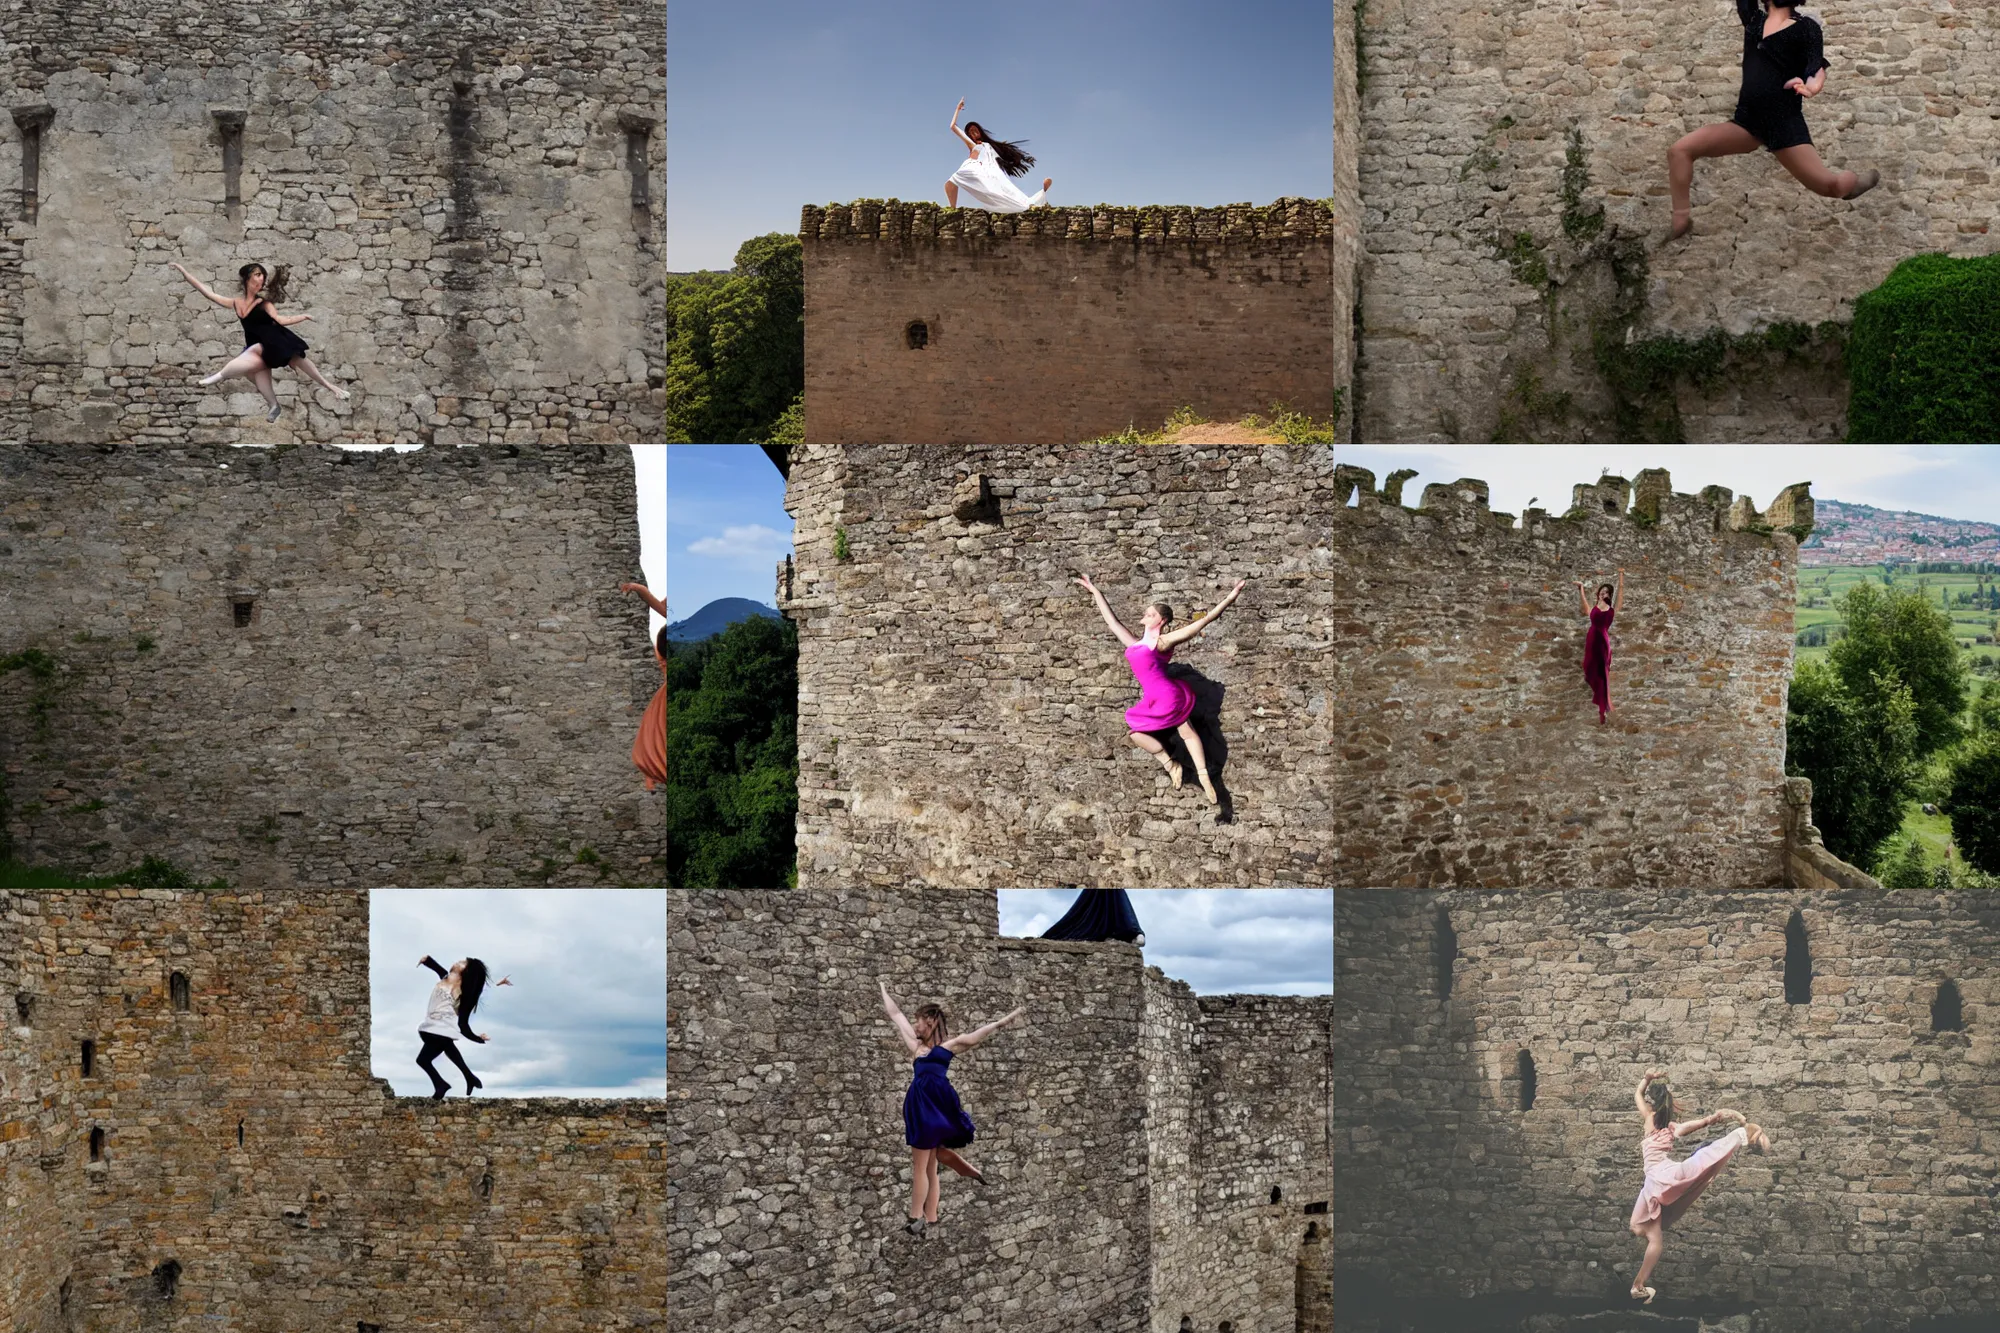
[1075,574,1245,805]
[1665,0,1880,241]
[945,99,1052,212]
[1577,569,1624,725]
[415,954,512,1099]
[1630,1070,1770,1303]
[622,582,668,791]
[169,261,349,422]
[880,979,1025,1238]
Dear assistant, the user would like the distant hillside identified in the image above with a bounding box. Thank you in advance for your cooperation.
[1802,498,2000,567]
[667,598,780,643]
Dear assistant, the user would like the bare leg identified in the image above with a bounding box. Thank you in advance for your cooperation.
[945,180,959,206]
[201,347,267,386]
[936,1147,982,1180]
[1665,121,1762,235]
[1772,144,1861,199]
[910,1148,936,1220]
[249,368,278,410]
[293,356,350,398]
[1175,721,1215,803]
[1633,1218,1665,1293]
[923,1152,940,1223]
[1128,730,1181,785]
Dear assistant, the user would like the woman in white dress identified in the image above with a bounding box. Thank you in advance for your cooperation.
[414,955,512,1099]
[945,99,1052,211]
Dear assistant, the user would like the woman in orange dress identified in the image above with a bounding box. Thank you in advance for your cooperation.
[623,582,668,790]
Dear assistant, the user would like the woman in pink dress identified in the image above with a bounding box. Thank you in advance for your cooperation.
[1074,574,1245,806]
[1577,568,1625,724]
[1629,1069,1771,1304]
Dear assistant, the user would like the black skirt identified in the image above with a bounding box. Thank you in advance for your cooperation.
[239,303,310,367]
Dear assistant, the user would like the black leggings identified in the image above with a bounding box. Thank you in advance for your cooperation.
[417,1033,478,1094]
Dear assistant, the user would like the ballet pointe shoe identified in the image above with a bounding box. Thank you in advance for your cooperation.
[1843,168,1880,200]
[1630,1285,1655,1304]
[1199,775,1219,807]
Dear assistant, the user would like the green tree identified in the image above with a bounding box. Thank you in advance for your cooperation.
[1785,658,1920,867]
[1943,736,2000,874]
[1873,836,1934,890]
[665,233,805,443]
[666,614,799,887]
[1827,579,1968,758]
[1970,680,2000,736]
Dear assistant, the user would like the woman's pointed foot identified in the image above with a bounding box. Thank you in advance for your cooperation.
[265,403,282,423]
[1043,177,1053,193]
[1668,209,1693,242]
[199,372,224,386]
[466,1075,483,1095]
[1746,1123,1770,1153]
[1843,168,1880,200]
[1630,1285,1655,1304]
[1199,777,1219,807]
[1166,759,1185,790]
[430,1088,448,1101]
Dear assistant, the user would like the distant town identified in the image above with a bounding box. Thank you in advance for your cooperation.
[1801,499,2000,568]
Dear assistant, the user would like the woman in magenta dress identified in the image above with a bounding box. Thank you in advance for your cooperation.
[1577,568,1625,724]
[880,980,1025,1238]
[1629,1069,1770,1303]
[1074,574,1245,806]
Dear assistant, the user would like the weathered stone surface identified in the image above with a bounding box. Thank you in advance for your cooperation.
[0,443,663,886]
[0,890,667,1331]
[0,0,664,444]
[1335,888,2000,1330]
[668,888,1332,1333]
[1339,0,2000,442]
[801,200,1337,445]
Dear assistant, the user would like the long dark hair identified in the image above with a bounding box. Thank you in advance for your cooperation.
[1645,1080,1675,1130]
[238,262,290,304]
[456,958,490,1028]
[912,1002,949,1046]
[963,122,1035,178]
[1596,583,1615,606]
[657,625,669,660]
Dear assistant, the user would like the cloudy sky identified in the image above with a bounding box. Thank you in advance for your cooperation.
[998,890,1331,995]
[666,445,793,620]
[369,890,665,1098]
[227,444,666,643]
[667,0,1333,271]
[1333,445,2000,525]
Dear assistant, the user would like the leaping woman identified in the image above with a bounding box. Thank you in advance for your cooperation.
[1577,569,1624,725]
[415,955,512,1099]
[1665,0,1879,242]
[1630,1070,1770,1303]
[945,99,1052,212]
[169,261,349,422]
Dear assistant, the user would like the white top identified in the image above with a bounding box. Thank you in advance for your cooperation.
[419,979,464,1039]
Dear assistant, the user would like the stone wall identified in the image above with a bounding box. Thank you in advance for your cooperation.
[1332,0,1362,443]
[1344,0,1999,442]
[1334,888,2000,1332]
[667,889,1332,1333]
[780,444,1354,888]
[0,443,663,886]
[1782,776,1884,890]
[801,201,1337,445]
[0,0,664,444]
[0,889,668,1332]
[1324,464,1806,887]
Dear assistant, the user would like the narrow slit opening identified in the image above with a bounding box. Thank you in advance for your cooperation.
[1783,909,1812,1004]
[1517,1049,1536,1111]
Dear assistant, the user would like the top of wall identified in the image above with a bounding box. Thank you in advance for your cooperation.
[802,197,1336,244]
[2,440,631,479]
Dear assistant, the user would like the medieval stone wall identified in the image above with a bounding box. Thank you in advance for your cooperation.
[800,201,1337,445]
[1332,0,1362,443]
[0,443,663,886]
[0,889,668,1333]
[0,0,664,444]
[1344,0,2000,442]
[1335,888,2000,1332]
[667,889,1332,1333]
[1324,464,1805,887]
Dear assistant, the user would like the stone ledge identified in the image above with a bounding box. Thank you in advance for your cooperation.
[802,197,1335,244]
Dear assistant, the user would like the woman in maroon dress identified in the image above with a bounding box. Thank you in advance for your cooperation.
[1578,569,1624,724]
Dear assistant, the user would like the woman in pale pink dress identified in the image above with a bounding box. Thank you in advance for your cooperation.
[1074,574,1245,806]
[1629,1069,1771,1303]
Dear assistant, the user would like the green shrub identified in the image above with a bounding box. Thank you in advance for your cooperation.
[1846,252,2000,443]
[1943,736,2000,874]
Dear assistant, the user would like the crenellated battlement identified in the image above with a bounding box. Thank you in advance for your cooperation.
[800,197,1335,245]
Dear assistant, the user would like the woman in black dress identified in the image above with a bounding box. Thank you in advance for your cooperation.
[170,261,350,422]
[1665,0,1879,241]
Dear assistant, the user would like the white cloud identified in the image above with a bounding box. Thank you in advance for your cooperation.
[686,523,793,566]
[998,889,1332,996]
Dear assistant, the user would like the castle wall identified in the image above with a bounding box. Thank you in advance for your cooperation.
[779,444,1352,888]
[1346,0,1998,442]
[1324,466,1802,887]
[1332,0,1362,442]
[0,890,667,1333]
[667,889,1332,1333]
[0,444,663,886]
[1334,889,2000,1332]
[801,201,1337,445]
[0,0,663,445]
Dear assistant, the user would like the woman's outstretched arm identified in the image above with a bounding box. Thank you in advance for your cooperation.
[880,979,924,1056]
[1074,576,1138,647]
[1159,580,1246,650]
[622,582,668,618]
[1670,1108,1729,1139]
[1614,568,1626,613]
[945,1007,1025,1053]
[168,262,236,309]
[271,309,313,327]
[949,97,974,148]
[419,955,449,979]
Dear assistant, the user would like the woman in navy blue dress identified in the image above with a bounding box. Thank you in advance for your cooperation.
[880,979,1025,1237]
[1664,0,1879,241]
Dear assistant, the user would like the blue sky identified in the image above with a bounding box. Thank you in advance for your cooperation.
[667,0,1334,271]
[1332,446,2000,525]
[998,890,1331,995]
[666,444,794,621]
[370,890,666,1098]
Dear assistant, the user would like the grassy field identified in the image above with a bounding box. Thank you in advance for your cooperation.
[1795,564,2000,668]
